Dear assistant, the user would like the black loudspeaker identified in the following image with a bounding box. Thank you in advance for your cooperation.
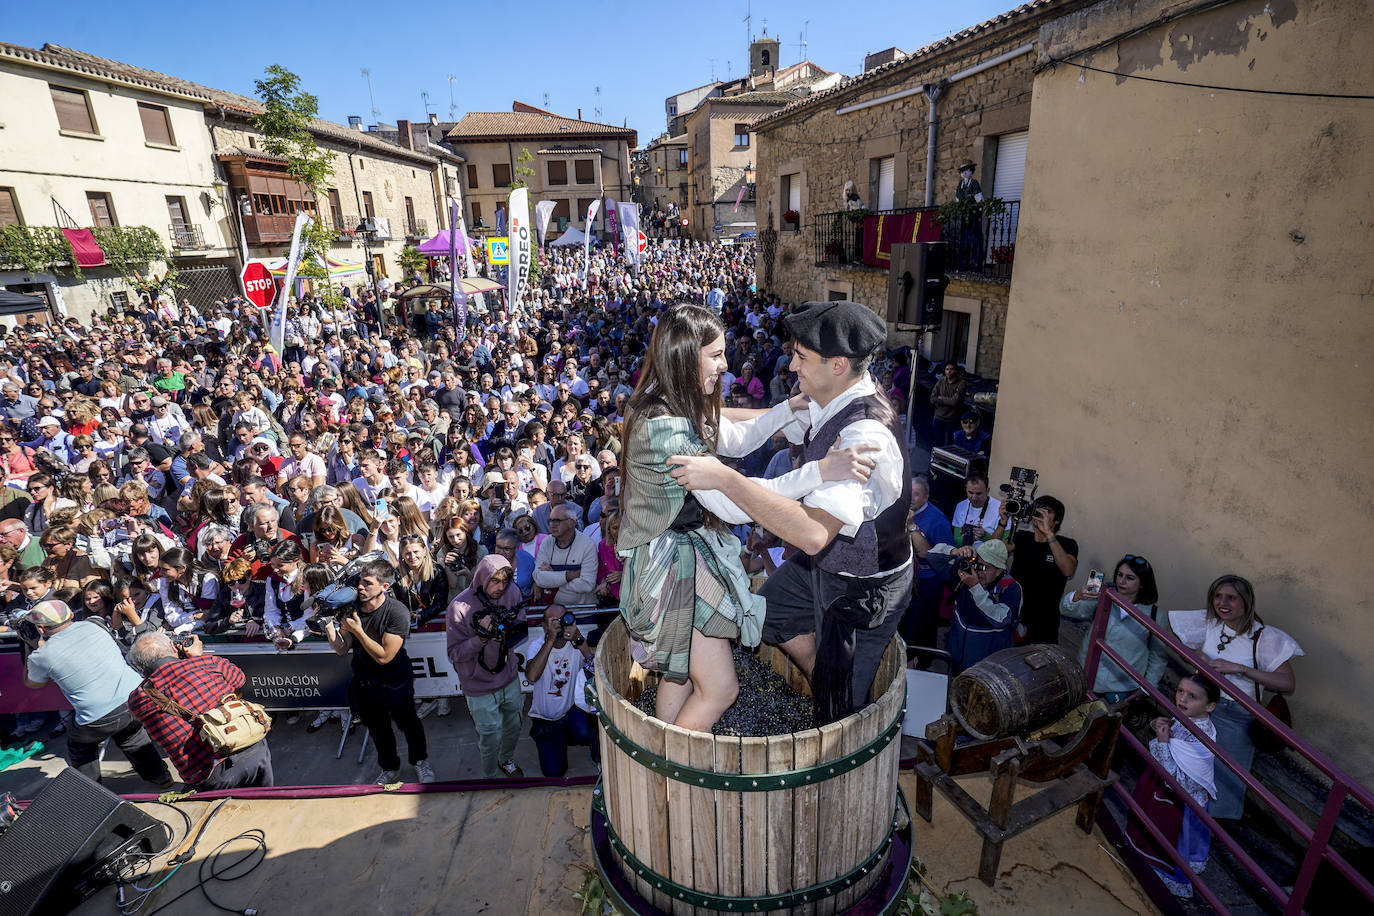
[0,769,170,916]
[917,241,950,326]
[887,241,949,326]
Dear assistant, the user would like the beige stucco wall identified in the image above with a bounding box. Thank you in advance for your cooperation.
[685,102,780,239]
[638,139,688,214]
[994,0,1374,780]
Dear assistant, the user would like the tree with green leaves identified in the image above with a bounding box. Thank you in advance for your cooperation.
[398,244,426,279]
[508,147,541,286]
[253,65,343,310]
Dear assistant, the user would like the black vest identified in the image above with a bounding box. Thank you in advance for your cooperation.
[803,392,912,577]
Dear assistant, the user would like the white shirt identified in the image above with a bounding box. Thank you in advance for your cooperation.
[525,629,585,721]
[952,497,1003,539]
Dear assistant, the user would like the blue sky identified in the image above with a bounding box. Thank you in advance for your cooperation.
[6,0,1015,144]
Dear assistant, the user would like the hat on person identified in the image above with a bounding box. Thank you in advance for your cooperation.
[956,159,977,173]
[482,470,506,490]
[753,328,767,340]
[975,539,1009,570]
[37,416,62,429]
[26,600,73,629]
[538,401,554,413]
[784,301,885,360]
[150,396,168,408]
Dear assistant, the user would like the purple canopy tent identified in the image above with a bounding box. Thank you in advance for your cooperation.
[416,229,478,255]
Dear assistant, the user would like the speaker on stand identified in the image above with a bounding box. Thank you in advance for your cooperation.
[0,768,170,915]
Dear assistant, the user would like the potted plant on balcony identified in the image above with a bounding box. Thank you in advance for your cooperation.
[782,209,800,229]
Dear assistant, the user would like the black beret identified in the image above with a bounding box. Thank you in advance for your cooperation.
[784,301,886,359]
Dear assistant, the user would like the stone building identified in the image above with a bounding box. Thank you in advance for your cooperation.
[994,0,1374,784]
[0,42,238,322]
[752,0,1096,380]
[637,134,689,219]
[665,82,722,137]
[445,103,635,240]
[683,94,795,241]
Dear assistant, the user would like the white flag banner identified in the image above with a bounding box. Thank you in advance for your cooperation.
[581,199,601,291]
[456,215,485,321]
[605,197,619,249]
[618,201,641,273]
[534,200,556,247]
[507,188,532,315]
[271,212,312,354]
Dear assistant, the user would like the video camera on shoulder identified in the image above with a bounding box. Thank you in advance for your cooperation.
[999,466,1039,528]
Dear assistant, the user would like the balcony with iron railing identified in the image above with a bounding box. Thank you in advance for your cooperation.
[331,213,360,241]
[405,218,428,239]
[812,201,1021,281]
[169,223,206,251]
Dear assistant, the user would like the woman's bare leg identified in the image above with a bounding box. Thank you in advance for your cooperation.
[655,678,693,724]
[674,631,739,732]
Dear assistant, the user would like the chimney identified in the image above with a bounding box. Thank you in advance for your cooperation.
[396,119,413,150]
[577,108,582,119]
[348,115,363,131]
[428,112,439,126]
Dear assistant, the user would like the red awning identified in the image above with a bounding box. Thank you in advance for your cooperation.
[61,228,106,267]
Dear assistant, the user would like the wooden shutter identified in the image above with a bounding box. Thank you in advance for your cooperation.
[466,164,479,189]
[575,160,595,184]
[362,192,375,218]
[0,188,20,227]
[87,192,115,227]
[50,85,94,133]
[138,103,173,146]
[551,199,571,221]
[547,160,568,185]
[166,196,187,228]
[492,163,511,186]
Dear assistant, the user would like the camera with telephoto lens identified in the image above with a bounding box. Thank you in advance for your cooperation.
[249,539,274,560]
[171,632,195,652]
[15,618,42,651]
[473,603,527,641]
[999,466,1040,528]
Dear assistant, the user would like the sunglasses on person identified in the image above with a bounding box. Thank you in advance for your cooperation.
[1123,554,1152,568]
[399,533,427,544]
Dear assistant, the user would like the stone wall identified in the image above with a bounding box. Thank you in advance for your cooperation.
[753,1,1090,377]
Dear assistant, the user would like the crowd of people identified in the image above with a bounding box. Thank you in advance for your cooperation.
[0,233,1305,898]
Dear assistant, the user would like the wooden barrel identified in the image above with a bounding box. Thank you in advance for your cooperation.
[593,619,906,916]
[949,644,1087,740]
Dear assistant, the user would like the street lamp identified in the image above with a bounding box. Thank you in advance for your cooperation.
[355,219,379,297]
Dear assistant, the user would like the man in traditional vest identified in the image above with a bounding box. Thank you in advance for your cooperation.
[669,300,912,725]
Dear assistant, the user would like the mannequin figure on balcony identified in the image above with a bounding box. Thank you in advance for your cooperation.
[953,160,985,270]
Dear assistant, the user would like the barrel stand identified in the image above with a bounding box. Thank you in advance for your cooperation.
[913,708,1122,885]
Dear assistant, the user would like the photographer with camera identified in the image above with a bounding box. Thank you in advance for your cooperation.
[525,604,598,777]
[993,495,1079,645]
[930,538,1023,673]
[22,600,173,788]
[226,504,301,580]
[951,472,1003,548]
[447,554,528,779]
[323,558,434,785]
[127,630,274,790]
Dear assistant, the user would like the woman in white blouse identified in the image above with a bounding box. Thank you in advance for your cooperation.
[1168,575,1302,819]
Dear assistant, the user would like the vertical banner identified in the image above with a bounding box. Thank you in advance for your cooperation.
[733,183,746,213]
[534,200,556,248]
[580,199,601,291]
[271,212,312,354]
[456,214,483,329]
[507,188,531,315]
[617,201,641,273]
[604,196,619,250]
[449,199,467,334]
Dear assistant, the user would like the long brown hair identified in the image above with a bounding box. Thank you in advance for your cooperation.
[622,304,723,505]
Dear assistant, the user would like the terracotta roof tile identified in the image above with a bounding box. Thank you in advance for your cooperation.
[447,104,636,144]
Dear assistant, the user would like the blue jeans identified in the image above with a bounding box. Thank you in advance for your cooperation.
[466,679,524,778]
[1210,697,1255,819]
[530,707,600,777]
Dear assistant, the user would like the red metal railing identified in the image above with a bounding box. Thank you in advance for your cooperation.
[1082,588,1374,914]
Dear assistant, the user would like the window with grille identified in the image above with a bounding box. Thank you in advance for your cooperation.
[50,85,96,134]
[138,103,175,146]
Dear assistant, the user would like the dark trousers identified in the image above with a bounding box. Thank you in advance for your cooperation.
[197,739,273,790]
[530,707,600,777]
[353,677,428,772]
[898,574,946,651]
[67,703,170,785]
[931,416,957,449]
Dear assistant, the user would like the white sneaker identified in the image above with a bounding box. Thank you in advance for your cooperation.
[499,759,524,778]
[436,697,451,717]
[285,712,301,725]
[415,699,439,720]
[376,769,401,786]
[306,711,332,733]
[415,760,436,784]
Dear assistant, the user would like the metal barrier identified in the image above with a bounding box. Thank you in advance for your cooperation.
[1082,589,1374,913]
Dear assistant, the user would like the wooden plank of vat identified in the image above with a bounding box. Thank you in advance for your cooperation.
[664,724,696,916]
[625,707,656,904]
[814,720,846,916]
[765,733,794,899]
[645,713,673,914]
[791,728,820,916]
[741,736,769,898]
[689,730,719,916]
[715,736,743,904]
[834,703,877,912]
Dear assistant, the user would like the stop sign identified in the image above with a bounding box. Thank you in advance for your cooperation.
[241,262,276,309]
[637,230,648,254]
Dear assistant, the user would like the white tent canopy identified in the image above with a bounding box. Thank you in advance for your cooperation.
[549,226,586,247]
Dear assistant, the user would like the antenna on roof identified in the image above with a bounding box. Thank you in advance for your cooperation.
[708,58,717,82]
[447,75,457,120]
[744,0,752,44]
[594,86,602,122]
[543,92,550,109]
[421,91,433,117]
[799,21,809,59]
[360,68,381,120]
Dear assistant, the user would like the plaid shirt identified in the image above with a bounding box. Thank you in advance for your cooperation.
[128,655,245,786]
